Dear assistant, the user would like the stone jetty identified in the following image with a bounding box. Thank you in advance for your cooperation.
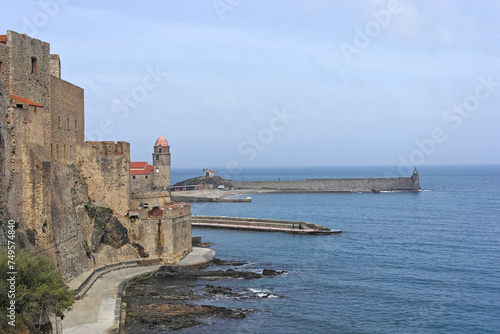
[191,216,341,235]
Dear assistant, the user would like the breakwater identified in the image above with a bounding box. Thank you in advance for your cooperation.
[191,215,341,235]
[171,195,251,203]
[233,170,421,193]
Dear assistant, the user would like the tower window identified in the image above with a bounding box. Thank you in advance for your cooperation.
[159,148,162,153]
[145,175,148,179]
[74,119,77,132]
[31,57,38,75]
[156,155,159,160]
[133,175,136,179]
[0,59,4,74]
[67,117,70,130]
[58,116,61,128]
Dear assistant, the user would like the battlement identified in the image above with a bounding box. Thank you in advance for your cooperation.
[83,141,129,156]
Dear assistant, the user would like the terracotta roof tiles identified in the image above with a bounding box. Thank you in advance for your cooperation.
[10,95,44,107]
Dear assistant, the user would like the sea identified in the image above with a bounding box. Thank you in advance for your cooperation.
[163,165,500,334]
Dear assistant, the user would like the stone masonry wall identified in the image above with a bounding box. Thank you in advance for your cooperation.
[50,76,84,163]
[0,48,8,217]
[234,177,418,192]
[77,141,131,217]
[6,31,51,111]
[128,203,192,262]
[130,174,152,195]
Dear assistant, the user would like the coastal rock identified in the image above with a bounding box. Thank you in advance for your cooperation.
[211,258,248,266]
[262,269,288,276]
[156,265,262,279]
[126,303,246,331]
[173,175,236,189]
[125,261,287,332]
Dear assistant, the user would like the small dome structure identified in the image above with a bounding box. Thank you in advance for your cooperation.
[155,135,169,147]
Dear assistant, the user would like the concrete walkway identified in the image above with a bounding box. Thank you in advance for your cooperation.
[192,222,341,235]
[62,247,215,334]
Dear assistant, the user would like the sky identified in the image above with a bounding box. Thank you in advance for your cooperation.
[2,0,500,172]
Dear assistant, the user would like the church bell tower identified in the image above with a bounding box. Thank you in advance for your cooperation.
[152,135,171,192]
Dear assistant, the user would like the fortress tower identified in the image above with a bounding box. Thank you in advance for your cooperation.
[152,135,171,192]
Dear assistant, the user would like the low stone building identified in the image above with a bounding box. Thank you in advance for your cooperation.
[0,31,192,279]
[203,168,215,177]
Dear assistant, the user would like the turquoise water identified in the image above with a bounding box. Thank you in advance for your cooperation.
[170,166,500,333]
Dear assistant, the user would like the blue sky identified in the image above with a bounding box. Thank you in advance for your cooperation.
[2,0,499,171]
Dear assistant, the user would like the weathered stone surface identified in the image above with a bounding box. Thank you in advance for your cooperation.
[131,243,149,258]
[91,207,129,249]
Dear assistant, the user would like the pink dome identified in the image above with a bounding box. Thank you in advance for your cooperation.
[155,135,169,147]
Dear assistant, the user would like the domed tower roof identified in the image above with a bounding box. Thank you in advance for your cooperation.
[155,135,169,147]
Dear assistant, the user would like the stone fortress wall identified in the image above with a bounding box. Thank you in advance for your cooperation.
[77,141,131,217]
[0,31,192,280]
[130,173,152,194]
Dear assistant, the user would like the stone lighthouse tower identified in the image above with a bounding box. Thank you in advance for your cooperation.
[152,135,171,192]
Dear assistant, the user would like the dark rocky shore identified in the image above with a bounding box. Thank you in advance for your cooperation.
[124,260,287,331]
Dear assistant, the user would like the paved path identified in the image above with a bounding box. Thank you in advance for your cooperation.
[62,247,215,334]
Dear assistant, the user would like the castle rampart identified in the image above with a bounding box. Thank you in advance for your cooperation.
[0,30,193,280]
[128,203,192,262]
[77,141,131,217]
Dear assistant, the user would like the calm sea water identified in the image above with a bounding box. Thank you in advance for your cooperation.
[168,165,500,334]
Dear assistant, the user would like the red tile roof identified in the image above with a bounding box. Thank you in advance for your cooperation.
[130,162,153,175]
[10,95,44,107]
[130,161,148,169]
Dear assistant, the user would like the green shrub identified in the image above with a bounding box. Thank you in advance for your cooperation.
[0,248,74,329]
